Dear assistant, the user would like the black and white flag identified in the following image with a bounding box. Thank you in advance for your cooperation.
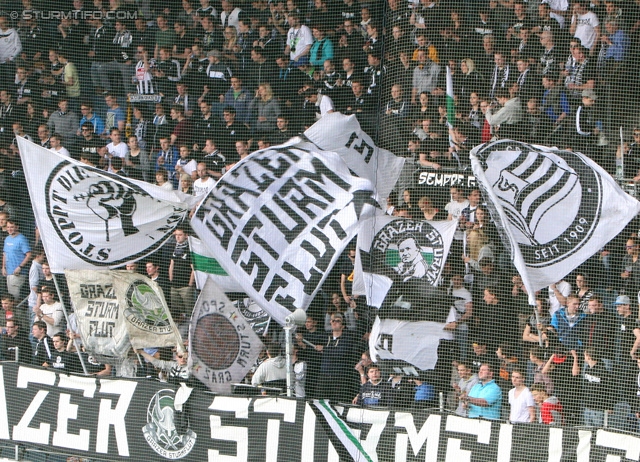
[190,137,378,326]
[188,278,263,393]
[17,137,196,272]
[66,270,183,356]
[304,112,405,202]
[470,140,640,303]
[352,213,457,308]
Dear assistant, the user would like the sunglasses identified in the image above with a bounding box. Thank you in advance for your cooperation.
[330,319,343,323]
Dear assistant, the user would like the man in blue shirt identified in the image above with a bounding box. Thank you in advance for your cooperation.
[2,220,31,300]
[464,363,502,420]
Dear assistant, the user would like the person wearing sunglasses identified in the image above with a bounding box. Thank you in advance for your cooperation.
[316,312,357,403]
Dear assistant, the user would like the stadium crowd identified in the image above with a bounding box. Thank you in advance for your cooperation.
[0,0,639,433]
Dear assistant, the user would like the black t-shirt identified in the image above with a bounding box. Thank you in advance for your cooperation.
[49,350,83,374]
[171,241,192,287]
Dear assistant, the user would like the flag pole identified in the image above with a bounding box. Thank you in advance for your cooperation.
[52,274,89,375]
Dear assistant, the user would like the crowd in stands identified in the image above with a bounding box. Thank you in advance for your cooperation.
[0,0,639,431]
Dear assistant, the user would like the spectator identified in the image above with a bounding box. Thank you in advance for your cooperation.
[484,88,523,140]
[47,98,78,146]
[0,319,31,362]
[550,295,586,350]
[353,364,393,407]
[252,342,287,387]
[309,24,334,68]
[531,383,563,425]
[284,11,313,66]
[44,332,82,373]
[223,76,253,124]
[571,347,612,427]
[48,133,71,157]
[78,102,105,136]
[453,361,479,416]
[33,287,64,338]
[317,312,357,403]
[2,220,31,300]
[464,363,502,420]
[169,227,195,321]
[249,82,280,133]
[509,368,536,423]
[31,320,53,366]
[570,0,601,54]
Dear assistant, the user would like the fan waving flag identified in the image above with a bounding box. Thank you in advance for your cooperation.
[66,270,183,356]
[17,137,195,273]
[470,140,640,304]
[190,137,379,326]
[352,213,457,308]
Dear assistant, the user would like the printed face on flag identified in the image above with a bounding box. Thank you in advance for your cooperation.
[353,214,457,309]
[190,139,378,326]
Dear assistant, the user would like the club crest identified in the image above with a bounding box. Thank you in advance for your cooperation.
[142,389,196,459]
[474,140,602,266]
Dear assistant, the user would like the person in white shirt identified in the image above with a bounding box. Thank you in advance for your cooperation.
[192,162,215,198]
[34,288,64,338]
[156,169,174,190]
[48,133,70,157]
[175,145,198,177]
[570,0,600,53]
[105,128,128,168]
[284,11,313,65]
[549,279,571,316]
[509,369,536,423]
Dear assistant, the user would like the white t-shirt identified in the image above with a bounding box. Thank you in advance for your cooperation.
[509,387,535,423]
[316,94,335,118]
[572,11,600,50]
[548,280,572,316]
[49,146,70,157]
[41,301,64,337]
[287,25,313,61]
[106,142,128,158]
[193,177,215,197]
[176,158,198,176]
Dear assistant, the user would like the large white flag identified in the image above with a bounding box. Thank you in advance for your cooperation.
[18,137,195,273]
[470,140,640,304]
[188,278,263,393]
[353,213,457,308]
[66,270,183,356]
[191,137,378,326]
[304,112,405,202]
[369,317,454,370]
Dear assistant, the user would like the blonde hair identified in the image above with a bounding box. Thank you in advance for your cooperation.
[461,58,476,74]
[259,83,274,101]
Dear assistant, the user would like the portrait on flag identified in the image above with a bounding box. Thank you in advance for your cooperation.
[17,137,194,273]
[353,214,457,312]
[190,137,379,326]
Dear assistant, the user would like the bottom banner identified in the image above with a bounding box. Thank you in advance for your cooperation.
[0,363,637,461]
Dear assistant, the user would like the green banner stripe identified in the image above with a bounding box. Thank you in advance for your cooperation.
[191,253,229,276]
[319,400,373,462]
